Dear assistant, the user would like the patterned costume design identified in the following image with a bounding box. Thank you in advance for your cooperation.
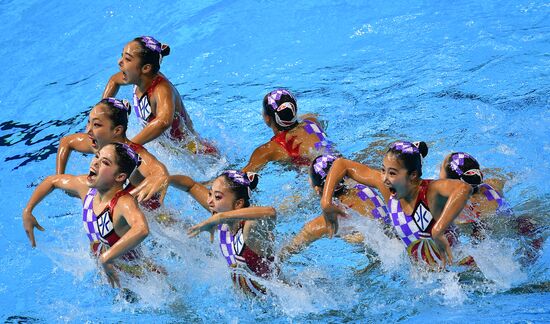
[354,184,390,223]
[388,180,444,266]
[218,223,272,296]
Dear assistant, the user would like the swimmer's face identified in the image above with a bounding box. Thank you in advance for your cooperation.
[382,153,415,199]
[87,145,125,189]
[118,41,145,84]
[207,177,242,214]
[439,154,451,179]
[86,104,122,149]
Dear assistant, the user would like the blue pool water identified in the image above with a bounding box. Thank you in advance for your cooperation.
[1,0,549,322]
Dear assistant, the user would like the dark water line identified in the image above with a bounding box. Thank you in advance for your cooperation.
[0,108,89,170]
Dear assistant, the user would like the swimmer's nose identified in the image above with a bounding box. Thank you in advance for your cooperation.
[118,57,123,68]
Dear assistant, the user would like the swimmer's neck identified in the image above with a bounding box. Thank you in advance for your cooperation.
[136,73,160,93]
[400,181,421,204]
[95,184,125,204]
[270,124,280,134]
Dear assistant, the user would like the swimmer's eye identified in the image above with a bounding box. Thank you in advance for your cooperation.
[215,195,222,201]
[93,123,101,127]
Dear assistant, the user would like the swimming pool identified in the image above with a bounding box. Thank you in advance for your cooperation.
[1,0,549,322]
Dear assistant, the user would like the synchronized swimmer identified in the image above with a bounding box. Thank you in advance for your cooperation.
[21,35,535,297]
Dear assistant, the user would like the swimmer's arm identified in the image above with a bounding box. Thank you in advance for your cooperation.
[100,196,149,264]
[188,206,276,240]
[129,150,169,203]
[431,179,473,237]
[131,83,174,145]
[215,206,277,222]
[430,179,473,265]
[320,158,389,237]
[56,133,94,174]
[22,174,89,247]
[99,196,149,287]
[102,72,125,98]
[321,158,389,208]
[169,175,209,210]
[242,142,277,173]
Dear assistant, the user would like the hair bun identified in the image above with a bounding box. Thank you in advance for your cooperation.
[413,141,429,158]
[246,172,259,190]
[122,99,132,116]
[161,44,171,57]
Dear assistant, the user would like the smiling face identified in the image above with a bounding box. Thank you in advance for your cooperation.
[118,41,148,84]
[86,144,126,190]
[381,152,417,199]
[86,104,122,149]
[207,177,243,214]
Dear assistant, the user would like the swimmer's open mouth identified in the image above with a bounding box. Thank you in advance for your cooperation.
[87,169,97,182]
[389,187,396,195]
[89,135,98,148]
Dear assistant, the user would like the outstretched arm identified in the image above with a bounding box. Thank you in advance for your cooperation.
[188,206,276,241]
[22,174,89,247]
[56,133,94,174]
[169,175,209,210]
[99,195,149,287]
[278,215,327,262]
[102,72,125,99]
[131,84,174,145]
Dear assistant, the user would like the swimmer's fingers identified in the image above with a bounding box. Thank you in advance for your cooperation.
[433,234,452,269]
[107,270,121,288]
[129,182,147,202]
[187,224,202,238]
[23,215,44,248]
[158,185,167,205]
[445,245,453,266]
[322,205,342,239]
[102,261,120,288]
[209,228,215,243]
[24,227,36,247]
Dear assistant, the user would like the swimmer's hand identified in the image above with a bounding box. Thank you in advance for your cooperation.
[99,255,121,288]
[130,175,168,204]
[433,233,453,269]
[22,211,45,247]
[187,214,219,243]
[321,203,345,238]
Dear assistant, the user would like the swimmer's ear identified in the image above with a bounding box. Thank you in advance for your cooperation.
[113,125,124,137]
[115,172,129,183]
[234,198,245,209]
[409,170,419,181]
[141,63,153,75]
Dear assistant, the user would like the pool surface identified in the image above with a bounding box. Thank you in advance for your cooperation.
[0,0,549,322]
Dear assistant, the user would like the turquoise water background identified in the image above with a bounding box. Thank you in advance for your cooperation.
[0,0,549,322]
